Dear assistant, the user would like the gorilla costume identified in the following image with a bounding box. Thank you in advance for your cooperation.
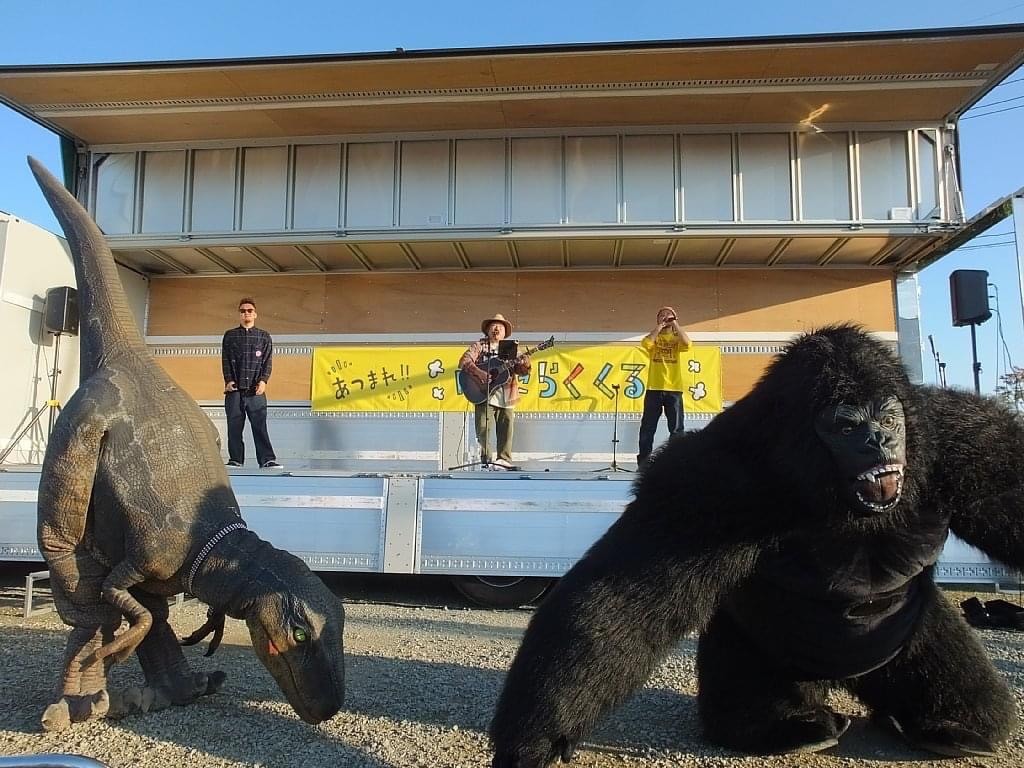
[490,324,1023,766]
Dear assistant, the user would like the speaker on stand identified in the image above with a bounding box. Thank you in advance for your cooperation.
[0,286,79,465]
[949,269,991,395]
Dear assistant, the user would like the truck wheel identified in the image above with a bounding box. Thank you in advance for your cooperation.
[451,575,553,608]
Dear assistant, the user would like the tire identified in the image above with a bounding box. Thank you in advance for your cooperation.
[451,575,553,608]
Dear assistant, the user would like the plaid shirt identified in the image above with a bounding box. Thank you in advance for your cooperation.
[222,326,273,394]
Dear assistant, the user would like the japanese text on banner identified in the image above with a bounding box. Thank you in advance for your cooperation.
[311,344,721,413]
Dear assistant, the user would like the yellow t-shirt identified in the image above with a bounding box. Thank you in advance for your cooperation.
[641,331,690,392]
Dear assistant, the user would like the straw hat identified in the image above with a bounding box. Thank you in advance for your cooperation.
[481,313,513,336]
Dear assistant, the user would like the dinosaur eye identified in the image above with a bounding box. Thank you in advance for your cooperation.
[879,414,897,429]
[292,627,309,643]
[841,426,854,435]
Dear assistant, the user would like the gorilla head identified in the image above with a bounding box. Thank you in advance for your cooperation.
[722,324,924,524]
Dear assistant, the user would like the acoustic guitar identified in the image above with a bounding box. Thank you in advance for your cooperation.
[457,336,555,405]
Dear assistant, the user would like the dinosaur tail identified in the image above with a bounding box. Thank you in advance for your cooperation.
[28,156,146,375]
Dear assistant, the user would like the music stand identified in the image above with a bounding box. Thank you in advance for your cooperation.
[498,339,518,361]
[592,384,631,473]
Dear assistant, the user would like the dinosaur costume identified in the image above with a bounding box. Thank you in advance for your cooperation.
[28,157,346,731]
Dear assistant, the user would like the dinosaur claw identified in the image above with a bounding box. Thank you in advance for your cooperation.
[107,687,143,719]
[41,691,110,731]
[41,700,71,732]
[205,620,225,656]
[137,686,156,713]
[148,688,172,712]
[181,609,227,657]
[90,689,110,719]
[204,670,227,695]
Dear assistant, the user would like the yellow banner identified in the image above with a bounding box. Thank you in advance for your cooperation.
[311,344,722,413]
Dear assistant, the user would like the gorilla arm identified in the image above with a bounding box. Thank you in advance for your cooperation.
[927,387,1024,570]
[490,448,766,767]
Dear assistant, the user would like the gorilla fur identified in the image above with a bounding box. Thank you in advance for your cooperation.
[490,324,1023,766]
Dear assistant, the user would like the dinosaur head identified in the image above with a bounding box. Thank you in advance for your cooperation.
[244,553,346,724]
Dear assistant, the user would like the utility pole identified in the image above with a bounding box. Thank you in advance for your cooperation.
[1014,194,1024,340]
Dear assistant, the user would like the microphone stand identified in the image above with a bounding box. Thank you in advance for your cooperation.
[449,349,500,471]
[928,334,947,389]
[592,384,630,473]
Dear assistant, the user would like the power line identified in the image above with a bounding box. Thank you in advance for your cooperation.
[955,240,1018,251]
[989,284,1021,406]
[962,103,1024,120]
[964,2,1024,24]
[971,93,1024,111]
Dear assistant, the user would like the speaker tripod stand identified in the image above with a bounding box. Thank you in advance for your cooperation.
[592,384,631,473]
[0,332,64,465]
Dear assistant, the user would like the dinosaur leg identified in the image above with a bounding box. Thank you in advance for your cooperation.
[41,550,121,732]
[36,386,119,730]
[87,560,153,665]
[108,592,226,719]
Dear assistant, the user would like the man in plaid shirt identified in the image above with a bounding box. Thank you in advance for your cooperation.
[222,297,282,469]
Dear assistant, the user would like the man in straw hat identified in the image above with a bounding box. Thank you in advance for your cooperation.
[637,305,691,467]
[458,313,532,469]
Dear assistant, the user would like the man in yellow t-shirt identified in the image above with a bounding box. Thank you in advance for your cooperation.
[637,305,691,467]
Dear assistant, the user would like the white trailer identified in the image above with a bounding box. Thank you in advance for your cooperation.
[2,27,1023,604]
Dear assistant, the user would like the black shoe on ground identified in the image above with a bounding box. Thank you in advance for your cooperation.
[961,597,992,628]
[983,599,1024,630]
[225,460,243,467]
[261,460,283,469]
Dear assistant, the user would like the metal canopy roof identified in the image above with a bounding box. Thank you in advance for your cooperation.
[111,232,940,276]
[1,25,1023,145]
[3,26,1022,277]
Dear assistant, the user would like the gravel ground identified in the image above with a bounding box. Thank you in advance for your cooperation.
[1,569,1022,768]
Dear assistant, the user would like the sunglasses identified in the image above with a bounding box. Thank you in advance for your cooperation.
[239,308,256,313]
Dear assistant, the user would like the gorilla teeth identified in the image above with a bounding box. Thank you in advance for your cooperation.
[854,464,904,511]
[855,464,904,482]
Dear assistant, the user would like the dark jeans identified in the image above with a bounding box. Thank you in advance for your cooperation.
[225,391,277,466]
[638,389,684,463]
[474,403,515,463]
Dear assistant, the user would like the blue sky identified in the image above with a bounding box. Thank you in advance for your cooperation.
[2,1,1023,394]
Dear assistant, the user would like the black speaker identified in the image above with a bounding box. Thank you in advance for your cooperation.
[44,286,79,336]
[949,270,991,327]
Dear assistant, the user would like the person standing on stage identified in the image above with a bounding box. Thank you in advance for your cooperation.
[637,305,691,467]
[458,313,531,469]
[222,297,282,469]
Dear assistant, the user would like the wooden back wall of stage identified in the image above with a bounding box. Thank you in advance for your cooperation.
[147,269,894,334]
[146,269,895,403]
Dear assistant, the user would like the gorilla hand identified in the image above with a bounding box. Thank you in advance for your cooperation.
[492,735,577,768]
